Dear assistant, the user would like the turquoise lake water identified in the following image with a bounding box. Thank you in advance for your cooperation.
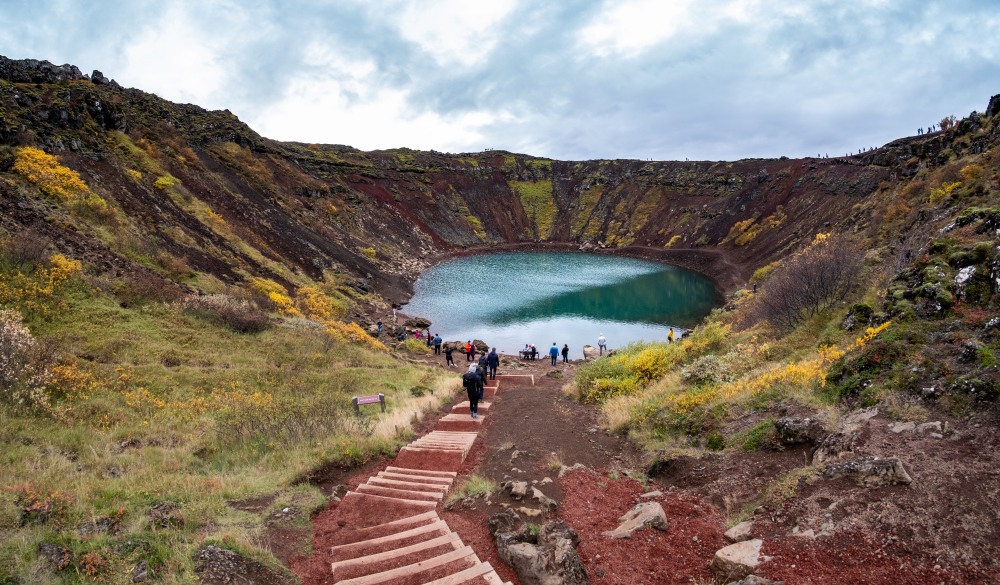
[401,251,722,356]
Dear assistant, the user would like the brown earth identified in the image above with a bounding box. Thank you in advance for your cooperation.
[283,354,1000,585]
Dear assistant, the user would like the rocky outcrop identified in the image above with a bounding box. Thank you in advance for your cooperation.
[489,509,588,585]
[724,520,755,543]
[774,417,825,446]
[822,456,913,487]
[812,408,878,465]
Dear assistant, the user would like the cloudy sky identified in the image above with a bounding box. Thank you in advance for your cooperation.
[2,0,998,161]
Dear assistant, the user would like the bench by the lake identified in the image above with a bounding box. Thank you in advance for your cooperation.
[352,393,385,414]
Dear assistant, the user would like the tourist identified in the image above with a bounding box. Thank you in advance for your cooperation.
[668,327,675,343]
[462,364,482,419]
[598,333,607,355]
[530,345,538,360]
[477,351,489,381]
[444,344,455,367]
[487,347,499,380]
[433,333,442,355]
[561,343,569,363]
[466,340,473,361]
[414,330,422,341]
[549,342,559,366]
[376,320,382,336]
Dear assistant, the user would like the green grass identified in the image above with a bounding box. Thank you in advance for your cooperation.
[510,179,555,239]
[0,279,456,584]
[444,475,498,507]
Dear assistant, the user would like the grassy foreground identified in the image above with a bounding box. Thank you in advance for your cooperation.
[0,259,456,584]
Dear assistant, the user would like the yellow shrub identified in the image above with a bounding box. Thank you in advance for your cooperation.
[126,169,143,182]
[0,253,83,319]
[325,320,388,352]
[154,175,179,190]
[359,247,377,259]
[296,286,340,320]
[665,235,681,248]
[12,147,107,213]
[13,147,89,201]
[47,362,101,402]
[248,277,287,298]
[854,321,891,349]
[928,181,961,205]
[267,291,300,317]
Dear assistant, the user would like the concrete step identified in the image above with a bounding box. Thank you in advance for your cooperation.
[377,471,455,486]
[340,490,438,511]
[356,483,444,502]
[331,519,452,559]
[385,466,457,478]
[452,401,491,413]
[366,476,450,493]
[331,510,440,546]
[331,533,465,580]
[421,561,502,585]
[333,545,477,585]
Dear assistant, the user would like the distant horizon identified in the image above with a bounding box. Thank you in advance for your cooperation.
[2,1,998,161]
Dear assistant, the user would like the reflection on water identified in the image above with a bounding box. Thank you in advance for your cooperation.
[402,251,721,354]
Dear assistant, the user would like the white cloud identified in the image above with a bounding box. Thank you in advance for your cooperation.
[116,4,229,106]
[389,0,519,67]
[577,0,697,57]
[251,69,513,152]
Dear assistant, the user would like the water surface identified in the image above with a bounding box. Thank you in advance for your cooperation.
[402,251,720,355]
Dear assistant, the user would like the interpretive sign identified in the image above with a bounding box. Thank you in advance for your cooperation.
[352,393,386,414]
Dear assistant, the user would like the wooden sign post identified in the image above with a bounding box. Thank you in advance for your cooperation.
[352,393,386,415]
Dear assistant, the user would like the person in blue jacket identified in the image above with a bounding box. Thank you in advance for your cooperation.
[548,342,559,365]
[487,347,499,379]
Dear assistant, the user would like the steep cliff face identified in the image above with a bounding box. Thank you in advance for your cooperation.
[1,56,996,301]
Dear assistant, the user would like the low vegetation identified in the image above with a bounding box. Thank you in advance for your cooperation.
[0,246,456,584]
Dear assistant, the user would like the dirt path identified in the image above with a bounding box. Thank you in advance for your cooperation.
[286,355,1000,584]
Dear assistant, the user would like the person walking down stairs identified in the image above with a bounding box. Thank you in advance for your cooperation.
[462,364,482,419]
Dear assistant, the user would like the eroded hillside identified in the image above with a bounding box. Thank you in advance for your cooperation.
[5,56,995,303]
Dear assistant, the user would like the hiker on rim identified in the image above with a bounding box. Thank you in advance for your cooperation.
[465,340,474,361]
[487,347,499,380]
[462,364,482,419]
[376,320,382,336]
[668,327,675,343]
[444,344,455,367]
[598,333,607,355]
[549,342,559,366]
[561,343,569,363]
[432,333,442,355]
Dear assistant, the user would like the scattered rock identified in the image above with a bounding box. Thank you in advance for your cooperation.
[148,502,184,529]
[724,520,754,543]
[602,502,668,539]
[790,526,816,538]
[193,545,294,585]
[823,456,913,487]
[531,486,558,510]
[640,490,663,499]
[711,539,764,583]
[582,345,600,361]
[558,463,587,478]
[916,421,943,434]
[504,480,529,500]
[888,421,916,434]
[37,542,72,571]
[131,560,150,583]
[518,507,543,518]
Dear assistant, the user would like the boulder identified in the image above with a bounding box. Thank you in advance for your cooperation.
[724,520,754,543]
[711,539,763,583]
[402,316,431,329]
[774,417,825,445]
[888,421,916,434]
[532,486,558,510]
[503,480,529,500]
[987,93,1000,119]
[822,456,912,487]
[602,502,668,539]
[582,345,599,361]
[916,421,943,434]
[489,510,588,585]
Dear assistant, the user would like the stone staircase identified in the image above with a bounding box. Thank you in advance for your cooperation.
[330,378,511,585]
